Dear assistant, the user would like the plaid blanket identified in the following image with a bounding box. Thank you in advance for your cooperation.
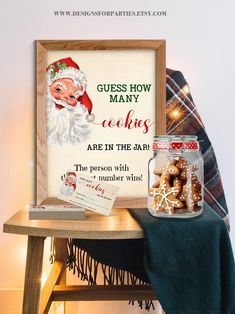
[64,69,231,311]
[166,69,229,228]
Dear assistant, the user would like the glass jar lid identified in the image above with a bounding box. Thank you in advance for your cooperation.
[153,135,199,151]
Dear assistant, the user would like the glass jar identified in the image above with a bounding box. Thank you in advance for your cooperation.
[148,135,204,218]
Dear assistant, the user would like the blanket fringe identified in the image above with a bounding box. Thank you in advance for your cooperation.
[65,239,155,311]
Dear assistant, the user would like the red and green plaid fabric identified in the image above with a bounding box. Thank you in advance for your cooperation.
[166,69,229,229]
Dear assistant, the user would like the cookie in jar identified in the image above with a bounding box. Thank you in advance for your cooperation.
[148,135,203,218]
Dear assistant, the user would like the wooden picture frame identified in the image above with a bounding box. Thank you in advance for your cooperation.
[37,40,166,207]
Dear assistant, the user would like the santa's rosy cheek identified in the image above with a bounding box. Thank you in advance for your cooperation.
[50,90,61,100]
[67,99,77,107]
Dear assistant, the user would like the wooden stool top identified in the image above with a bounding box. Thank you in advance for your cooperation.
[3,208,144,239]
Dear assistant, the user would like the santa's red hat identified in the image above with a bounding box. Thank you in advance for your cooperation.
[47,57,94,121]
[66,171,76,178]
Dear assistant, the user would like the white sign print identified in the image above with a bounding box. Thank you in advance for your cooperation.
[37,41,166,208]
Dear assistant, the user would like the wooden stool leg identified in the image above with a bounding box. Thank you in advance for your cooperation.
[22,236,45,314]
[54,238,67,284]
[39,238,67,314]
[55,238,68,313]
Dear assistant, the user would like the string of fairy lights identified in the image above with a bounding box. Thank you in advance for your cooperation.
[166,84,191,130]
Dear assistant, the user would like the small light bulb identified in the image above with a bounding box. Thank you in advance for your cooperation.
[172,110,179,117]
[182,84,190,95]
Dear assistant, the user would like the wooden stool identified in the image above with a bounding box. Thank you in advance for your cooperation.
[3,208,165,314]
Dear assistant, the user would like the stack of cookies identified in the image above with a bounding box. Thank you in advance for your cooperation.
[149,157,202,215]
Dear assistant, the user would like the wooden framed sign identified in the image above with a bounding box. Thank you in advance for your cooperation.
[37,40,166,207]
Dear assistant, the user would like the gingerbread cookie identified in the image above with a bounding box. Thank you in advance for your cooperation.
[154,160,179,177]
[191,173,202,191]
[176,159,198,180]
[193,203,202,212]
[178,183,202,212]
[150,179,183,214]
[152,172,171,188]
[150,157,203,215]
[173,176,182,188]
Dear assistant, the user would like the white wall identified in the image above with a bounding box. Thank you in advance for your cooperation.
[0,0,234,313]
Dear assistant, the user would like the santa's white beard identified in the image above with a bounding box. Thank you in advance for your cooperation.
[47,92,92,145]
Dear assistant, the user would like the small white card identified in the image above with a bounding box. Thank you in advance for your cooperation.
[58,173,119,216]
[29,205,85,220]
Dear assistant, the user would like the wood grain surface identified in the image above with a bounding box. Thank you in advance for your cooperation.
[22,236,45,314]
[52,285,157,301]
[37,39,165,51]
[39,261,64,314]
[3,208,144,239]
[37,41,47,205]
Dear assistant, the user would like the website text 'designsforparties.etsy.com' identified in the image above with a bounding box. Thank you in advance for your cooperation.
[53,10,167,17]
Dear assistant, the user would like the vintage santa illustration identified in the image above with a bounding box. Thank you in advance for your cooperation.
[59,171,78,196]
[46,57,95,145]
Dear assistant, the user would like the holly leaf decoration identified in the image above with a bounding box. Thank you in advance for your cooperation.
[56,61,67,70]
[59,62,67,70]
[50,71,56,79]
[48,61,67,80]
